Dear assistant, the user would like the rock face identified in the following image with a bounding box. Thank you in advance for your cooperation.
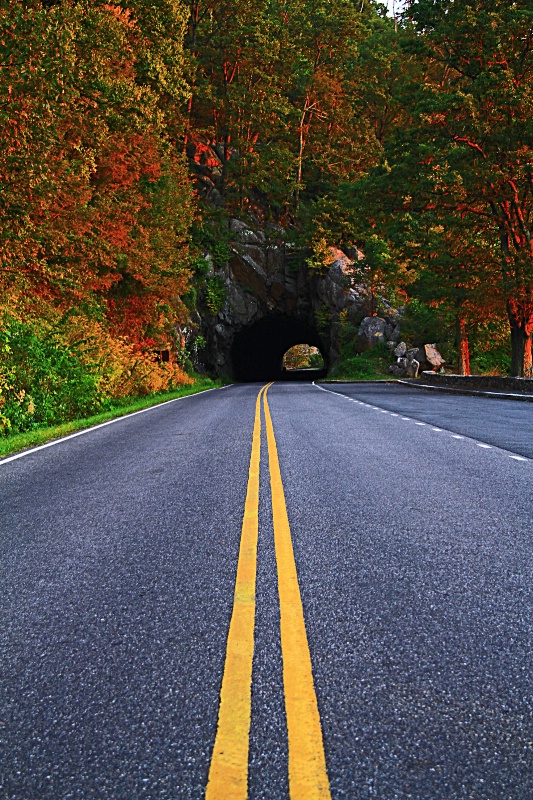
[388,341,445,379]
[192,222,377,379]
[191,218,411,380]
[185,139,405,379]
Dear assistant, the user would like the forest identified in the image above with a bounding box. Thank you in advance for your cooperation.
[1,0,532,434]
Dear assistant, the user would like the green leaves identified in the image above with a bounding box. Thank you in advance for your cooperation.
[0,319,102,433]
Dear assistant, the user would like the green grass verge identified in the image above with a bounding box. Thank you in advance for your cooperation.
[0,377,226,459]
[328,341,393,381]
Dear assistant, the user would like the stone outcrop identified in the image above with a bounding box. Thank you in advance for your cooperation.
[184,137,406,379]
[190,217,410,379]
[193,223,376,377]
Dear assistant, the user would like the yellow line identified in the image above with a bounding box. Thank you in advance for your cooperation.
[205,384,270,800]
[263,385,332,800]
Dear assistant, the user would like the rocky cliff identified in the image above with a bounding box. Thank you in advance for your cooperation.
[191,219,400,380]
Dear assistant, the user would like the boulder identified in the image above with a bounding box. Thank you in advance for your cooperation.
[405,359,420,378]
[404,344,445,372]
[358,316,387,349]
[394,341,407,358]
[423,343,445,370]
[389,364,405,376]
[407,347,425,364]
[387,325,401,343]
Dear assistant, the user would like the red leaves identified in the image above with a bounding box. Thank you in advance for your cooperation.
[0,1,193,390]
[94,134,162,193]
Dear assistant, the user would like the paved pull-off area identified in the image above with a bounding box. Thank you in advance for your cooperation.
[1,382,532,799]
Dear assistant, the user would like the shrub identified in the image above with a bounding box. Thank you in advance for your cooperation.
[211,242,231,269]
[0,317,193,435]
[204,276,227,315]
[332,325,391,380]
[0,320,101,433]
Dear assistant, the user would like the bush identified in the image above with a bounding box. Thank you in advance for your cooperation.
[0,317,193,435]
[332,325,392,379]
[204,276,227,315]
[0,321,101,433]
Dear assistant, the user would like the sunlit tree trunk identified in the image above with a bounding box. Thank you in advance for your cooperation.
[295,105,309,211]
[525,335,533,378]
[456,313,470,375]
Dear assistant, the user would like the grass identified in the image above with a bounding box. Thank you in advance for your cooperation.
[0,376,226,459]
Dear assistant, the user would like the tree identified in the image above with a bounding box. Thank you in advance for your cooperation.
[184,0,389,220]
[0,0,193,391]
[399,212,506,373]
[402,0,533,376]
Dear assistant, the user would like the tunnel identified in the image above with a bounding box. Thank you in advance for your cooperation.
[231,315,328,381]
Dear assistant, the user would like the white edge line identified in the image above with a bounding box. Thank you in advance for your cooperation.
[312,381,333,394]
[0,386,224,466]
[312,382,531,462]
[310,381,531,463]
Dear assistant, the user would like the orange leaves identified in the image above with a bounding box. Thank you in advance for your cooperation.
[103,5,136,29]
[0,1,194,397]
[94,134,162,193]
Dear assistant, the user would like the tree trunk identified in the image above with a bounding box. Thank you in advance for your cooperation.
[456,314,470,375]
[507,299,530,377]
[525,334,533,378]
[509,322,528,377]
[183,93,194,152]
[220,132,231,198]
[295,109,306,211]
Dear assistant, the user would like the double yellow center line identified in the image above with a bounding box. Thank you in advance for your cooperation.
[205,383,331,800]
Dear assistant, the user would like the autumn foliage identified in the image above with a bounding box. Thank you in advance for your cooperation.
[1,0,532,435]
[0,0,194,431]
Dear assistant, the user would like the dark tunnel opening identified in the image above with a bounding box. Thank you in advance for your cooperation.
[231,315,328,381]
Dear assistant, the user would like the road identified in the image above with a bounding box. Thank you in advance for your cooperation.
[1,382,532,799]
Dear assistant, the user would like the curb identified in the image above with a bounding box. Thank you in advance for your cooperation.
[319,380,397,385]
[397,380,533,403]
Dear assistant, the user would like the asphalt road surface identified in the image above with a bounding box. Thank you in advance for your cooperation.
[1,382,532,800]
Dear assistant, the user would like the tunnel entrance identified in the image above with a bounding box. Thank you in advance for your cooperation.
[231,315,328,382]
